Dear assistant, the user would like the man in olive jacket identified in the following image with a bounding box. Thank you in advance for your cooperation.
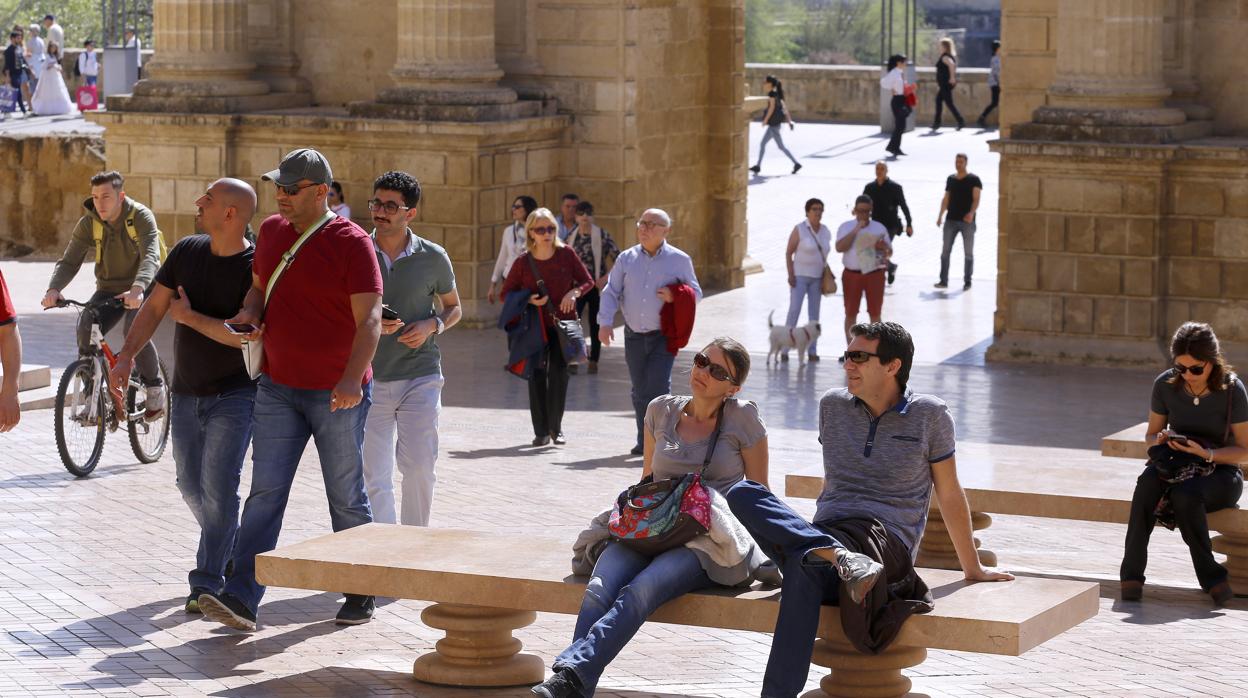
[42,170,165,412]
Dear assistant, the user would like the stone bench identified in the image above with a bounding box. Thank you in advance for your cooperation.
[786,445,1248,592]
[257,524,1099,698]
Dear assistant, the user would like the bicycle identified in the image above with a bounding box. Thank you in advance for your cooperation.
[52,298,170,477]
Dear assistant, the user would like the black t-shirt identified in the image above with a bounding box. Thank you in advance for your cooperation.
[766,89,786,126]
[154,235,255,396]
[945,173,982,222]
[935,53,954,87]
[1151,371,1248,449]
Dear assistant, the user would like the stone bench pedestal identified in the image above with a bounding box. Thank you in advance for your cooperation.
[1211,532,1248,597]
[412,603,544,687]
[917,509,996,570]
[809,639,926,698]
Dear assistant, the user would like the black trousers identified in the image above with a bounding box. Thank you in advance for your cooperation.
[528,335,569,438]
[886,95,908,153]
[932,84,964,128]
[979,85,1000,123]
[1121,464,1243,590]
[575,287,601,363]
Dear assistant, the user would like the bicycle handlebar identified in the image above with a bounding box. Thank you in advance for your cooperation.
[55,298,125,311]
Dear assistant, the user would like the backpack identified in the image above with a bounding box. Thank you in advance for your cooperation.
[92,217,168,265]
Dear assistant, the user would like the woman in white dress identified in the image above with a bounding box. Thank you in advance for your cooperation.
[31,42,74,116]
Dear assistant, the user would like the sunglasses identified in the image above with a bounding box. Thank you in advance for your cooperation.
[531,225,557,235]
[275,182,318,197]
[512,203,525,209]
[693,352,738,385]
[367,199,411,215]
[1173,362,1206,376]
[840,350,881,364]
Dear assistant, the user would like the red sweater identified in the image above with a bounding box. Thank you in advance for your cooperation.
[660,283,697,355]
[500,246,593,326]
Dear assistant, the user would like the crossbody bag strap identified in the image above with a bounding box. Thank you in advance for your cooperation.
[697,400,728,476]
[1224,376,1237,446]
[261,210,336,315]
[804,221,828,258]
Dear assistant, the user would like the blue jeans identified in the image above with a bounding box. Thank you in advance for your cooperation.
[726,480,845,698]
[170,384,256,594]
[939,219,975,286]
[784,275,822,357]
[757,124,798,167]
[624,329,676,450]
[555,542,712,693]
[223,376,373,613]
[85,75,97,86]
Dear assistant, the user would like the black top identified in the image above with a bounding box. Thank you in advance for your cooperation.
[766,90,786,127]
[3,44,26,75]
[944,173,983,221]
[863,179,912,231]
[935,53,955,87]
[154,235,256,396]
[1151,371,1248,449]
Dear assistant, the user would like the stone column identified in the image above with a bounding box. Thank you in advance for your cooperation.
[351,0,540,121]
[1038,0,1185,127]
[246,0,310,94]
[135,0,269,98]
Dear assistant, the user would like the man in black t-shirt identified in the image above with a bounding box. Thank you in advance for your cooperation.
[109,178,258,614]
[863,161,913,285]
[935,153,982,290]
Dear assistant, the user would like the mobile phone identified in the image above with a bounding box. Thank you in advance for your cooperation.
[1169,435,1190,446]
[225,322,257,335]
[381,304,401,321]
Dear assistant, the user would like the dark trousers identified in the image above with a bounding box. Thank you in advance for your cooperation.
[77,288,161,386]
[624,329,675,450]
[575,288,601,363]
[528,335,569,438]
[932,84,963,128]
[886,95,908,153]
[979,85,1000,123]
[8,72,26,113]
[1121,465,1243,591]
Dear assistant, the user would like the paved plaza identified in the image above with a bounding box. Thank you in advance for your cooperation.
[1,123,1245,697]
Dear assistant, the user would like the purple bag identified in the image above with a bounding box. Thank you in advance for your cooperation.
[0,85,19,113]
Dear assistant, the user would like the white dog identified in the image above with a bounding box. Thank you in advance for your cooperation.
[767,310,821,365]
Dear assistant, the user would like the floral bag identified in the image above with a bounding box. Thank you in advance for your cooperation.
[608,403,723,556]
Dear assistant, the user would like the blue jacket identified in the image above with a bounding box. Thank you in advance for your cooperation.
[499,290,547,380]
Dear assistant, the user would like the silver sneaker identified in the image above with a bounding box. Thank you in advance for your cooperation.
[835,549,884,605]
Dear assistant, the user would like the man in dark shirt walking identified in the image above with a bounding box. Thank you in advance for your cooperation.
[935,153,982,291]
[109,178,259,614]
[2,31,28,116]
[863,161,913,286]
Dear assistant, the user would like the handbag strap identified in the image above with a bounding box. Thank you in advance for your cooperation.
[1224,375,1237,446]
[803,221,828,259]
[262,209,335,315]
[692,399,728,476]
[525,252,551,322]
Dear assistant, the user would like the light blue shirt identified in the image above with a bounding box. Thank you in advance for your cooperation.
[597,242,702,333]
[557,217,575,242]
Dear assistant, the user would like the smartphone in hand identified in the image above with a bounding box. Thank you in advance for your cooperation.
[1169,435,1190,446]
[225,322,258,335]
[381,304,401,321]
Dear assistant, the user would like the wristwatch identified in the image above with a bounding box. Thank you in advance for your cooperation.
[434,316,445,335]
[1206,447,1215,463]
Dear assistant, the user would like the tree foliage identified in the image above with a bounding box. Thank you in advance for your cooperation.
[0,0,151,49]
[745,0,935,66]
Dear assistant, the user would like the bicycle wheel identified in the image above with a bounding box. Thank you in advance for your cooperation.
[55,358,106,477]
[128,362,170,463]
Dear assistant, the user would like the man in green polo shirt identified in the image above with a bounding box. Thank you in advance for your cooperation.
[361,171,461,526]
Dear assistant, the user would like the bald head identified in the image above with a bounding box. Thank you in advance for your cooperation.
[875,160,888,182]
[195,178,257,241]
[213,178,257,221]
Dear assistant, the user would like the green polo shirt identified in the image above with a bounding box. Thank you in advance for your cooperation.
[372,231,456,382]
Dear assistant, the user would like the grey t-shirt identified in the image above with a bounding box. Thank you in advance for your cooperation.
[1150,371,1248,449]
[645,395,767,494]
[371,233,456,382]
[814,388,957,558]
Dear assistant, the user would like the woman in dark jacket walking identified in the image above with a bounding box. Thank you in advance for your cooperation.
[501,207,593,446]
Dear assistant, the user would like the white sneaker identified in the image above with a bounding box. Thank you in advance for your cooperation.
[144,384,166,420]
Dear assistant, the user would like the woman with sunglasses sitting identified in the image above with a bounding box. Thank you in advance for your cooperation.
[501,207,593,446]
[1121,322,1247,606]
[532,338,770,698]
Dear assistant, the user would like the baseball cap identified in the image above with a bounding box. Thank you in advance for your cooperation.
[261,148,333,187]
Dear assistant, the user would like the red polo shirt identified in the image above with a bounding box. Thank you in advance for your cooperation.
[254,213,383,390]
[0,270,14,326]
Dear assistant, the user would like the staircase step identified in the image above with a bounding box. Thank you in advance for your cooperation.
[1,364,52,392]
[18,384,57,412]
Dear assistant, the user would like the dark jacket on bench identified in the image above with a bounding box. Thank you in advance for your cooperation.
[821,517,934,654]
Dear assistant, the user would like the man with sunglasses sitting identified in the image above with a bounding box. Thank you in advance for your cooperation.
[726,321,1012,698]
[200,148,383,632]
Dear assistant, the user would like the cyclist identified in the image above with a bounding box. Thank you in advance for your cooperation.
[42,170,165,416]
[109,178,258,614]
[0,268,21,431]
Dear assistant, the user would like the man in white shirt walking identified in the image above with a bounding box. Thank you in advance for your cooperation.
[835,195,891,342]
[41,15,62,56]
[77,40,99,87]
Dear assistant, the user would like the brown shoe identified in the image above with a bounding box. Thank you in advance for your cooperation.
[1210,581,1234,607]
[587,361,598,374]
[1120,580,1143,602]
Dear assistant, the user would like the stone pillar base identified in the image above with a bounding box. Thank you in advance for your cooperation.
[986,332,1169,368]
[349,85,545,122]
[807,639,926,698]
[1211,533,1248,597]
[412,603,544,687]
[917,510,996,570]
[108,87,312,114]
[1012,110,1211,145]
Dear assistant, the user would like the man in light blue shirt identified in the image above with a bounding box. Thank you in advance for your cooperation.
[597,208,703,454]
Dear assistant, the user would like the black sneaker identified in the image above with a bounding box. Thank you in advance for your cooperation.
[629,445,643,456]
[963,281,972,291]
[532,435,551,447]
[934,282,948,289]
[550,432,566,445]
[792,163,802,174]
[531,668,585,698]
[198,592,257,631]
[749,165,760,174]
[834,549,884,605]
[335,594,375,625]
[887,266,896,286]
[185,588,212,614]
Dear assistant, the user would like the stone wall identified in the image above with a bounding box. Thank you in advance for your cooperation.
[999,0,1056,137]
[0,135,105,256]
[744,63,994,126]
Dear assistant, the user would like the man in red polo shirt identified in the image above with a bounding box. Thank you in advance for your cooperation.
[199,149,383,632]
[0,269,21,432]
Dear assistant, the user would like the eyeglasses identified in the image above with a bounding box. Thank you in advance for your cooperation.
[531,225,557,236]
[275,182,318,197]
[1173,362,1206,376]
[637,220,667,230]
[693,352,738,385]
[367,199,411,215]
[511,203,525,209]
[840,350,881,364]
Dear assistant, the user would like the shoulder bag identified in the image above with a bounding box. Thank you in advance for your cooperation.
[241,210,336,379]
[607,401,725,556]
[804,222,838,295]
[526,252,587,365]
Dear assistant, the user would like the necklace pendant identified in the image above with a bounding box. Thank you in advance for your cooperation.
[1194,396,1200,405]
